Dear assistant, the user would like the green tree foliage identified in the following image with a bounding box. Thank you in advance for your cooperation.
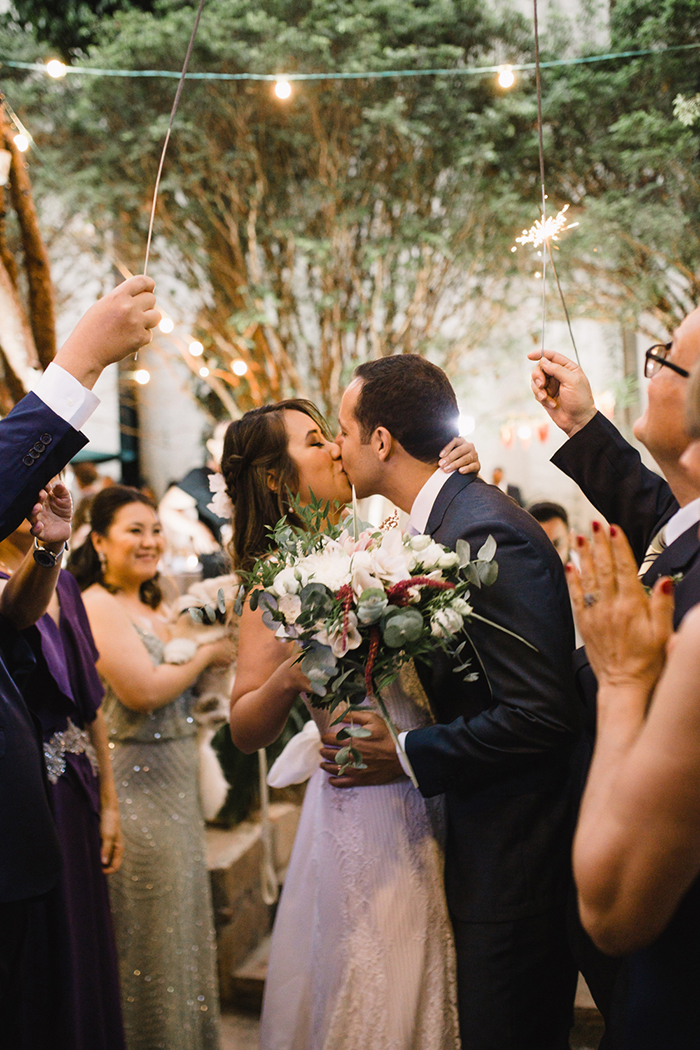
[8,1,157,57]
[539,0,700,333]
[8,0,537,417]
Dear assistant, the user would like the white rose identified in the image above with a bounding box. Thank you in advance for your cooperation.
[277,593,302,623]
[272,566,303,596]
[438,550,460,570]
[451,597,473,617]
[409,533,432,551]
[431,607,465,639]
[414,541,448,572]
[368,529,413,584]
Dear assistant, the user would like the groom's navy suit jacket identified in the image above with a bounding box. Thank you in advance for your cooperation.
[0,391,87,903]
[405,472,580,923]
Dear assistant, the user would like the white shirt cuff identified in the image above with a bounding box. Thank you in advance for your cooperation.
[396,731,413,778]
[34,362,100,431]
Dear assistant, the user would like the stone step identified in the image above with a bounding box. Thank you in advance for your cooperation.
[229,935,270,1012]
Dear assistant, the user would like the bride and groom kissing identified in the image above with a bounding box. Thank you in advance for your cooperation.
[229,354,581,1050]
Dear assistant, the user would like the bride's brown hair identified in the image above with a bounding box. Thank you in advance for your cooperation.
[221,399,332,573]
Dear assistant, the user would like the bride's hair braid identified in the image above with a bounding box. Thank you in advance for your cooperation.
[222,399,332,574]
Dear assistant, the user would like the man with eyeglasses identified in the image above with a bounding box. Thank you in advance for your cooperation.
[528,308,700,1049]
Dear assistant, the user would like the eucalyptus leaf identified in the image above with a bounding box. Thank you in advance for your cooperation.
[477,535,497,563]
[249,590,260,612]
[188,606,205,624]
[456,538,471,568]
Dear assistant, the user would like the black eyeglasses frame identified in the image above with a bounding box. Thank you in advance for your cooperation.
[644,343,690,380]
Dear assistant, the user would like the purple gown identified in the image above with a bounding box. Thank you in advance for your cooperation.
[13,569,126,1050]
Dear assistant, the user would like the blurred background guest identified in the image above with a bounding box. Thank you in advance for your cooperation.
[69,485,233,1050]
[0,513,126,1050]
[529,501,575,566]
[491,465,523,506]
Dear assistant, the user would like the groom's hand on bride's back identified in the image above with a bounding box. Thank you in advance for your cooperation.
[320,711,404,787]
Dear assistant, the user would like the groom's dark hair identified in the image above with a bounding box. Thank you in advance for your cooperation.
[353,355,459,462]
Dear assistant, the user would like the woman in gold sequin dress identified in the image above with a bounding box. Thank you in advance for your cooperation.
[69,486,233,1050]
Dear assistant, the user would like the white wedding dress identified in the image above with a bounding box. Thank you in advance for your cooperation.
[259,664,461,1050]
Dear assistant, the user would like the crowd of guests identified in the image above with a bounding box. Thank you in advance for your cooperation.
[2,274,700,1050]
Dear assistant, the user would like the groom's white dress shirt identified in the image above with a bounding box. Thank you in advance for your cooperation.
[396,468,453,775]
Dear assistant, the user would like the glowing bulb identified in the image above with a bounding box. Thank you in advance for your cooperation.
[189,340,203,356]
[199,366,210,377]
[186,554,199,570]
[274,77,292,100]
[46,59,67,79]
[13,134,29,153]
[517,424,531,441]
[498,67,515,89]
[231,359,248,376]
[134,369,151,385]
[158,317,174,334]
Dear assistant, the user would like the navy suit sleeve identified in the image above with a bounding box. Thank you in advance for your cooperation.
[0,391,87,541]
[406,513,579,797]
[551,411,677,563]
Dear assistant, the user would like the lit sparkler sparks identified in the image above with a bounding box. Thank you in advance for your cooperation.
[513,204,579,250]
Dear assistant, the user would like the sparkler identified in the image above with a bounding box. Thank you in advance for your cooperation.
[514,204,579,249]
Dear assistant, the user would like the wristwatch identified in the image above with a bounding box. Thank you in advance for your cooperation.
[33,536,68,568]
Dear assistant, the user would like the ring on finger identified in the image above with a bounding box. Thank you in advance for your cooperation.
[583,592,599,608]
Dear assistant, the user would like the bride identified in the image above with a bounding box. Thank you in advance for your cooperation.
[224,398,474,1050]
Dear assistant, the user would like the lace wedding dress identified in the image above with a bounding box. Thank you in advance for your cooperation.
[259,664,461,1050]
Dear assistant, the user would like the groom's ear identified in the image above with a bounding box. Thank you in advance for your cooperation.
[371,427,393,462]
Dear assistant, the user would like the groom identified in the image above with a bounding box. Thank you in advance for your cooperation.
[321,354,581,1050]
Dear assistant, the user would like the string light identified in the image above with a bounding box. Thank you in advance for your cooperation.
[13,133,29,152]
[134,369,151,385]
[231,359,248,376]
[158,316,174,333]
[498,67,515,88]
[199,365,210,377]
[188,340,204,356]
[46,59,67,79]
[274,77,292,100]
[458,413,475,436]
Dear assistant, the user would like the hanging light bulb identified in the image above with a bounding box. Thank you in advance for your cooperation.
[231,359,248,376]
[134,369,151,385]
[158,316,174,334]
[46,59,67,79]
[188,340,204,356]
[498,67,516,89]
[199,366,210,377]
[13,133,29,153]
[274,77,292,100]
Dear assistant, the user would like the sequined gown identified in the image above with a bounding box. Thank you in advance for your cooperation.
[103,624,220,1050]
[259,664,461,1050]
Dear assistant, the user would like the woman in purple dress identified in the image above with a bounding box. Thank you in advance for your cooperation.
[0,516,126,1050]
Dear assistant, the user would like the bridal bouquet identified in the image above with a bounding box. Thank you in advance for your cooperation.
[235,495,532,783]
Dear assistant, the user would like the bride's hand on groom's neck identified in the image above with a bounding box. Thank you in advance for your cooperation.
[319,711,404,788]
[438,437,480,475]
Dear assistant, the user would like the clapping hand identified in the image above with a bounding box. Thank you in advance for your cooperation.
[567,523,675,698]
[29,481,72,547]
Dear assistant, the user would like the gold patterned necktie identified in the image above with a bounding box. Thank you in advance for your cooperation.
[638,525,668,579]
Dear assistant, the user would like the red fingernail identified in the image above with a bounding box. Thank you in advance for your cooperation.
[592,521,601,533]
[577,535,585,548]
[661,579,673,595]
[610,525,618,537]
